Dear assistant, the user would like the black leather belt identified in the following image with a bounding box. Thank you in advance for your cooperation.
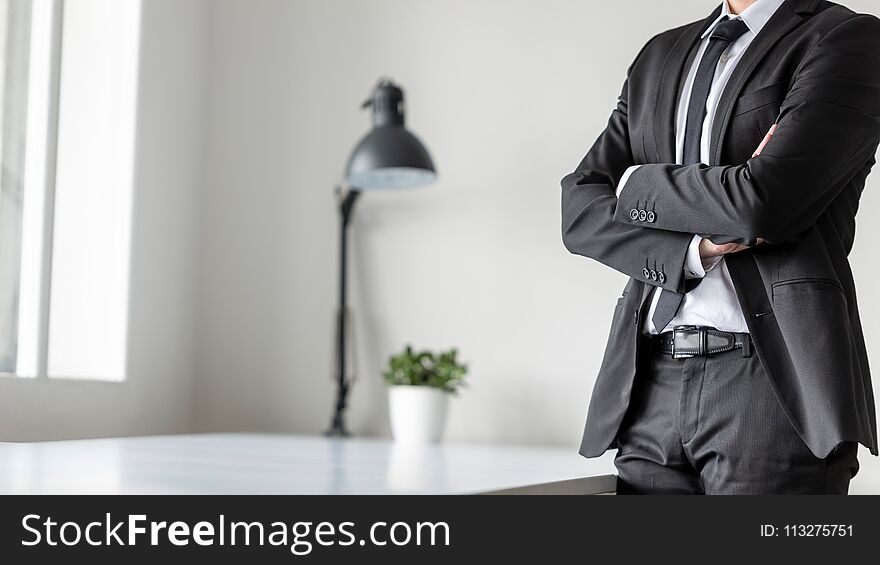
[653,326,752,358]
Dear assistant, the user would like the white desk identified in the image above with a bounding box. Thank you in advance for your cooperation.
[0,434,617,495]
[3,434,876,494]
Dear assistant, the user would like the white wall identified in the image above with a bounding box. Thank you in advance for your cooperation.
[192,0,880,448]
[0,0,206,440]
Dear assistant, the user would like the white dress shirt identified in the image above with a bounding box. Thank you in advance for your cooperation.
[617,0,786,335]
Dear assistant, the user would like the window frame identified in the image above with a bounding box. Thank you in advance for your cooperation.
[0,0,64,380]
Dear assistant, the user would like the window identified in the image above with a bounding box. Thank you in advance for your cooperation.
[0,0,41,376]
[0,0,140,381]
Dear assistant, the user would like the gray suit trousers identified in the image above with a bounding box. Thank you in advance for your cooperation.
[614,341,860,495]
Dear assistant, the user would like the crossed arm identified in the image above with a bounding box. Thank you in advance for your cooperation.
[562,15,880,290]
[561,68,696,294]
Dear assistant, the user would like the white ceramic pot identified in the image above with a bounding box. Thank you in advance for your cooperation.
[388,385,449,444]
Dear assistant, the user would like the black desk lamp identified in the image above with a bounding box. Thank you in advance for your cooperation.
[326,79,436,437]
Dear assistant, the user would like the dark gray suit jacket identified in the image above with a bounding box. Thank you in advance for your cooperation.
[561,0,880,459]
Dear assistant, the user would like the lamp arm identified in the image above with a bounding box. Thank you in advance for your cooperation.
[338,186,361,226]
[326,186,361,437]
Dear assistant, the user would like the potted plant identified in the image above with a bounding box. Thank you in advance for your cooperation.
[383,345,468,443]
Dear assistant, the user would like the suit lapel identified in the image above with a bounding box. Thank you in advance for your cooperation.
[722,0,821,305]
[708,0,813,165]
[650,7,720,164]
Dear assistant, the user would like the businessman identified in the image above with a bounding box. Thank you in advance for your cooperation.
[561,0,879,494]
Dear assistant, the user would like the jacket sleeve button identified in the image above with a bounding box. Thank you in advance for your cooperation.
[647,211,656,223]
[642,267,651,279]
[630,209,639,221]
[650,269,658,281]
[638,210,647,222]
[658,271,666,284]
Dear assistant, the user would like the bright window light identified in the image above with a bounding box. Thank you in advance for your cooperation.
[0,0,39,377]
[17,0,58,378]
[47,0,141,380]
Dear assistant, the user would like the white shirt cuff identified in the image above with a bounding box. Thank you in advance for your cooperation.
[616,165,641,198]
[684,234,722,279]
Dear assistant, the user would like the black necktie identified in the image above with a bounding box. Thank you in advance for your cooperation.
[651,16,750,333]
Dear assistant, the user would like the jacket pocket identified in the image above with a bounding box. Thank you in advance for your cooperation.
[732,81,788,117]
[771,277,845,299]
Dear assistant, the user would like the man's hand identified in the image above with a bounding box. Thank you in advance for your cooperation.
[698,237,763,268]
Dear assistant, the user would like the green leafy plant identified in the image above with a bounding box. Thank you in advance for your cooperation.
[382,345,468,393]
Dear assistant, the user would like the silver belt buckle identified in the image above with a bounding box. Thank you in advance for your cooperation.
[671,325,701,359]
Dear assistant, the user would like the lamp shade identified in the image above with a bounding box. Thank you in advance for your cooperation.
[345,80,436,190]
